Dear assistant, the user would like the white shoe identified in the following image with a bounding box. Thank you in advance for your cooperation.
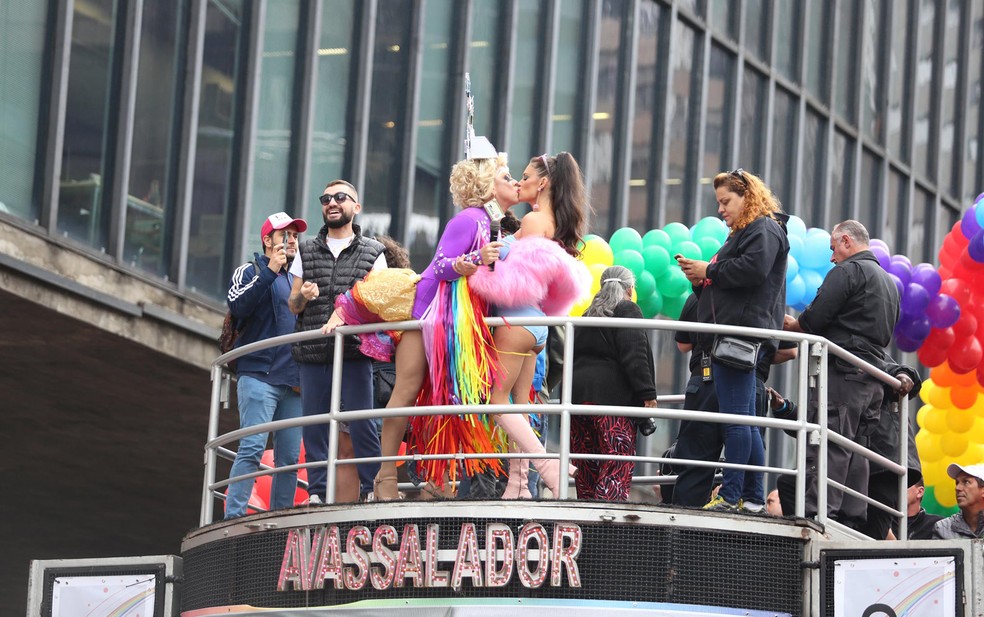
[305,494,323,505]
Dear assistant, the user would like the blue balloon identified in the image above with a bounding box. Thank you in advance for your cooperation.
[961,206,983,240]
[976,198,984,229]
[926,293,961,329]
[786,254,800,284]
[901,282,931,317]
[910,263,942,296]
[786,215,807,238]
[800,269,825,305]
[786,273,806,307]
[788,234,805,264]
[802,231,832,269]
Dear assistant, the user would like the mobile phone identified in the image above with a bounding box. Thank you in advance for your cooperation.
[674,254,684,261]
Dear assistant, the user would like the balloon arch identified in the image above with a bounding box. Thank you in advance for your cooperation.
[574,198,984,516]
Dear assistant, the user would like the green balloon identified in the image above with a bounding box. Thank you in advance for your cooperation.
[692,216,729,245]
[643,229,673,252]
[662,222,691,247]
[609,227,644,254]
[697,236,722,260]
[657,267,691,297]
[637,270,657,298]
[661,289,690,319]
[639,289,663,318]
[614,249,646,279]
[674,240,703,261]
[922,486,959,517]
[642,245,671,278]
[583,233,600,243]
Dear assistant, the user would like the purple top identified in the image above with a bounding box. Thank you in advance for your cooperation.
[413,206,491,319]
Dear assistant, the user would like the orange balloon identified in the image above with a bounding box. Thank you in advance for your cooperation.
[951,385,980,410]
[954,367,980,387]
[931,364,956,387]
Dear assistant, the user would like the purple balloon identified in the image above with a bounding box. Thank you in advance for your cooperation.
[897,314,932,341]
[888,257,912,287]
[910,263,942,296]
[869,238,890,252]
[902,282,931,317]
[961,206,983,240]
[888,273,904,299]
[894,331,922,353]
[926,293,961,329]
[969,229,984,264]
[871,245,892,271]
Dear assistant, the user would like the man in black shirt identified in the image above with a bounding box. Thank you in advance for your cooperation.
[783,220,900,527]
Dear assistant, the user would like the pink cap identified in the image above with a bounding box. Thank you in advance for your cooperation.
[260,212,307,240]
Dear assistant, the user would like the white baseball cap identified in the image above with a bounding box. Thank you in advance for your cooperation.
[946,463,984,483]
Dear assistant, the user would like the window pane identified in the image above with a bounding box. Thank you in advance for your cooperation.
[743,0,768,62]
[739,68,767,174]
[770,88,796,207]
[910,187,932,263]
[773,0,799,82]
[861,0,887,143]
[887,0,910,159]
[362,0,412,237]
[801,109,825,226]
[469,0,501,138]
[665,22,695,225]
[124,0,185,276]
[913,0,937,178]
[859,149,881,236]
[0,0,47,221]
[410,0,454,268]
[702,45,735,189]
[508,0,543,177]
[58,0,119,249]
[886,168,907,249]
[306,0,356,224]
[187,0,247,298]
[831,131,854,226]
[247,0,300,253]
[834,0,858,122]
[938,0,960,196]
[628,1,662,230]
[964,1,983,202]
[707,0,737,40]
[552,0,584,152]
[588,0,625,234]
[804,0,830,101]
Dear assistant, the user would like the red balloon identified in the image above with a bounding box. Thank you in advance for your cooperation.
[953,313,979,339]
[941,277,972,307]
[918,344,949,367]
[948,336,984,374]
[924,326,957,349]
[977,362,984,388]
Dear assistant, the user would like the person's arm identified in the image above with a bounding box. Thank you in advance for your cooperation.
[228,261,274,320]
[431,213,489,281]
[772,346,798,364]
[288,276,320,315]
[704,221,785,289]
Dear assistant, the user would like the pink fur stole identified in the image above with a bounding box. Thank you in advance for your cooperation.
[469,236,590,316]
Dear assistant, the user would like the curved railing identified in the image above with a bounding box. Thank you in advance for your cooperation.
[201,316,908,540]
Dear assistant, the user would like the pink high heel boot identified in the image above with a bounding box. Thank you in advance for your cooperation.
[494,414,576,497]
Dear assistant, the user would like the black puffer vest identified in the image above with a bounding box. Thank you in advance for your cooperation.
[291,224,384,363]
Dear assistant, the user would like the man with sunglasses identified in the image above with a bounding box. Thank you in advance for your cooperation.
[288,180,386,504]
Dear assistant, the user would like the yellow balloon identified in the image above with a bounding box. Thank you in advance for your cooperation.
[919,379,935,405]
[955,442,984,466]
[580,237,614,267]
[915,429,943,463]
[940,431,968,457]
[934,480,957,508]
[922,406,949,435]
[929,381,952,410]
[588,263,608,295]
[921,460,947,486]
[946,408,977,433]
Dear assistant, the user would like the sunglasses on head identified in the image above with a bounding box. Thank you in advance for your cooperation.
[320,192,353,205]
[728,168,748,184]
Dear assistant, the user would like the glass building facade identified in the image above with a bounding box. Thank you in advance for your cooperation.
[2,0,982,443]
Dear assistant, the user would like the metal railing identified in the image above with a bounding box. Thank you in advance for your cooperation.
[201,316,908,538]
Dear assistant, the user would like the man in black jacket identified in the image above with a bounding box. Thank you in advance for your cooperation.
[288,179,386,503]
[783,220,900,527]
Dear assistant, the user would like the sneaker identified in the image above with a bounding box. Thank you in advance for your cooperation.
[738,499,765,514]
[305,494,323,505]
[703,495,738,512]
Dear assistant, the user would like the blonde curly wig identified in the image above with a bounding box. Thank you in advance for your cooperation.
[449,153,508,207]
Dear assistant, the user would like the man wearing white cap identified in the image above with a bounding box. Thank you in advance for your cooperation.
[224,212,308,518]
[933,463,984,539]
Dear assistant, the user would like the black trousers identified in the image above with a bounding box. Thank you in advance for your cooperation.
[671,376,721,507]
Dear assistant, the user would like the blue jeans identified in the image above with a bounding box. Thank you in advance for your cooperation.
[300,360,380,499]
[712,361,764,506]
[225,376,302,519]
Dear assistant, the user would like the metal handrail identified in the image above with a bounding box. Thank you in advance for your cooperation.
[201,315,909,539]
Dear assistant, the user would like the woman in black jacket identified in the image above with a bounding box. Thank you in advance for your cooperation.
[571,265,658,501]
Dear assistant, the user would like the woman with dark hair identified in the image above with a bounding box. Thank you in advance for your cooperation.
[469,152,590,498]
[677,168,788,512]
[570,265,658,501]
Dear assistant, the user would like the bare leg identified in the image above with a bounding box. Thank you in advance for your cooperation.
[335,432,360,503]
[374,331,426,500]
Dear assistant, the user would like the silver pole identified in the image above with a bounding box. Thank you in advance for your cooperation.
[326,330,345,503]
[201,364,225,526]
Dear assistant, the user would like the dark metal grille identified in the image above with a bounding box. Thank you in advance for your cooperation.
[182,513,804,615]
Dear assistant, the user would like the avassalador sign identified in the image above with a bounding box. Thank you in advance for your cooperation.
[278,521,583,592]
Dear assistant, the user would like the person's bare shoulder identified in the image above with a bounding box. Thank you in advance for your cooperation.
[519,211,554,237]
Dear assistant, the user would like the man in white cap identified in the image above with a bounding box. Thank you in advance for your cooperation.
[224,212,308,519]
[933,463,984,539]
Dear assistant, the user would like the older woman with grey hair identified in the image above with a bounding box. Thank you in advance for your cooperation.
[570,265,658,501]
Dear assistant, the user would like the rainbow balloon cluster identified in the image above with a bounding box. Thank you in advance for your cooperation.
[912,196,984,515]
[571,217,731,319]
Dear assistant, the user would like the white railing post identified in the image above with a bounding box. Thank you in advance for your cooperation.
[201,364,225,526]
[794,339,810,518]
[325,330,345,504]
[898,392,909,540]
[815,342,829,526]
[558,320,576,499]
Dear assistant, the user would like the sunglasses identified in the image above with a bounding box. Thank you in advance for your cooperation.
[320,192,354,205]
[728,168,748,184]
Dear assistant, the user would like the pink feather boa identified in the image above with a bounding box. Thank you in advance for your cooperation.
[469,235,591,316]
